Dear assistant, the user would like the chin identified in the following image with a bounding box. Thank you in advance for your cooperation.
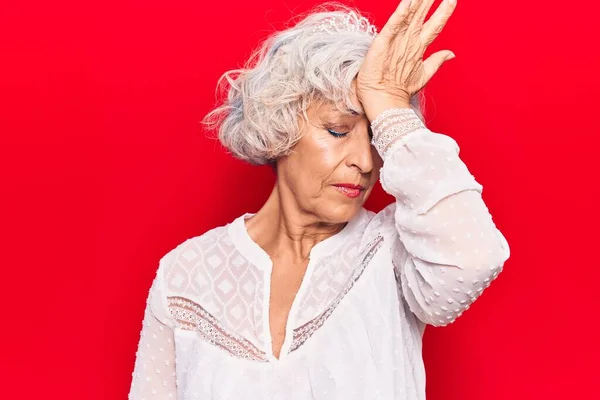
[320,202,363,224]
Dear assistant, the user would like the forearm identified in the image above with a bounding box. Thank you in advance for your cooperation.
[372,107,510,325]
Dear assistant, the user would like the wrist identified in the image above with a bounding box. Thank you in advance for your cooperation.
[370,108,425,159]
[367,103,412,125]
[360,93,412,122]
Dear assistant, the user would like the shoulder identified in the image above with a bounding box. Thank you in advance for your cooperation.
[154,218,238,296]
[160,221,231,269]
[341,205,398,255]
[359,204,398,238]
[145,215,244,328]
[161,224,229,266]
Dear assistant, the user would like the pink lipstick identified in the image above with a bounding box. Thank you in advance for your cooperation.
[333,183,365,198]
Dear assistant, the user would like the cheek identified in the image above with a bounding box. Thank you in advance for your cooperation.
[295,139,341,181]
[281,147,333,199]
[310,136,340,166]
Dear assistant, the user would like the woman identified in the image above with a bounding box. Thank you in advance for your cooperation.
[129,0,510,399]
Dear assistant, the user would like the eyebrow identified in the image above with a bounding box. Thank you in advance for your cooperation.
[345,108,365,117]
[324,105,365,118]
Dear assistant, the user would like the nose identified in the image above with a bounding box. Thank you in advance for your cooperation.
[345,124,374,174]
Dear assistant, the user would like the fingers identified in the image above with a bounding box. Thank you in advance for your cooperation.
[423,50,455,83]
[421,0,457,46]
[412,0,436,28]
[379,0,439,42]
[378,0,413,41]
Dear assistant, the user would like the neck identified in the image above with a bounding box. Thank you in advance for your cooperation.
[245,181,345,264]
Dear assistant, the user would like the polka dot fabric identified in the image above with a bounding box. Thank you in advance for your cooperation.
[128,108,510,399]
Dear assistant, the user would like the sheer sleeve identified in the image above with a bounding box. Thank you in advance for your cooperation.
[371,108,510,327]
[129,254,178,399]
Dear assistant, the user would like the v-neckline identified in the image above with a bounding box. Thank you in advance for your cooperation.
[227,209,367,361]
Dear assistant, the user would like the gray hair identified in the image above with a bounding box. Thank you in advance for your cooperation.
[202,2,425,165]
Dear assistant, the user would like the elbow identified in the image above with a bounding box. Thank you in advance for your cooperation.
[418,254,509,327]
[402,231,510,328]
[475,230,510,278]
[457,228,510,283]
[428,258,508,327]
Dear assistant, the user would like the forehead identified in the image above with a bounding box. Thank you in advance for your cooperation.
[312,95,365,118]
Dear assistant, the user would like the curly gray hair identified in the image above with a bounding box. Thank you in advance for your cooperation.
[202,2,424,165]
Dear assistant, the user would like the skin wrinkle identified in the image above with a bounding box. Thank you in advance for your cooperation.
[220,0,454,360]
[128,3,481,387]
[245,81,382,265]
[245,83,383,359]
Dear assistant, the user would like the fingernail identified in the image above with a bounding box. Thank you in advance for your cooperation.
[449,0,456,4]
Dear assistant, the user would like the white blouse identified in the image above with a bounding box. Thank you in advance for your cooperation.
[128,108,510,400]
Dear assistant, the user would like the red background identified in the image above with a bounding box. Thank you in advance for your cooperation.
[1,0,598,398]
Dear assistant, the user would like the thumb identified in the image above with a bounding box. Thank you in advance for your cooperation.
[423,50,456,81]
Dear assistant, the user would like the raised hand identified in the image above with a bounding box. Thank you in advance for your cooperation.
[357,0,458,121]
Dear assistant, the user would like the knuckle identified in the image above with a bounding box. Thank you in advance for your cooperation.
[388,24,402,35]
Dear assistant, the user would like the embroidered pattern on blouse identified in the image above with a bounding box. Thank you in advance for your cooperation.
[289,234,384,353]
[167,296,268,362]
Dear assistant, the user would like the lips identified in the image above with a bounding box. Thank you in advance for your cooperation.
[333,183,365,198]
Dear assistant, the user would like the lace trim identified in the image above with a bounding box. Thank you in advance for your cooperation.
[289,235,385,353]
[369,108,426,158]
[392,260,402,287]
[167,296,268,362]
[370,107,415,131]
[372,118,425,158]
[372,112,417,140]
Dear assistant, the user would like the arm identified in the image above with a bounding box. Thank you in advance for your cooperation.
[372,107,510,327]
[129,256,178,399]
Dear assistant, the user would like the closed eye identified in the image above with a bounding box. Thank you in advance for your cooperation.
[327,128,349,138]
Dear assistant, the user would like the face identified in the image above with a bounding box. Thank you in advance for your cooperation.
[275,85,383,225]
